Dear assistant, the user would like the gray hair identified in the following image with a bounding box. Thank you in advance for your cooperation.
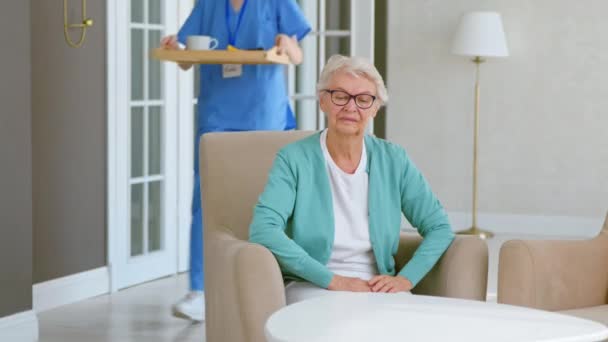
[316,54,388,106]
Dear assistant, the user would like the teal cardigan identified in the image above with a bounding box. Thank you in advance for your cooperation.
[249,132,454,289]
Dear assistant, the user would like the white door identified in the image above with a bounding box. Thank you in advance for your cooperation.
[107,0,181,291]
[171,0,377,277]
[290,0,375,131]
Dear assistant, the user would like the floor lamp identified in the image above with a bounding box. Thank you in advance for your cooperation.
[451,12,509,239]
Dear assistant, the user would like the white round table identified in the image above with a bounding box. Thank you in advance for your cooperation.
[265,292,608,342]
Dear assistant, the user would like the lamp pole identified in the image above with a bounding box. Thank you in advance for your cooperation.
[458,56,494,239]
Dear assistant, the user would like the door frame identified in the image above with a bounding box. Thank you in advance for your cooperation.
[176,0,196,273]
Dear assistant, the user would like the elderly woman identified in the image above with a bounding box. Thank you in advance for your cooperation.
[249,55,454,304]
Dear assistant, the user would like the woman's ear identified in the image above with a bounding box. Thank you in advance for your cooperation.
[318,92,330,113]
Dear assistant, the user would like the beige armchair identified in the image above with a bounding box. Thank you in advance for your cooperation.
[498,212,608,325]
[200,131,489,342]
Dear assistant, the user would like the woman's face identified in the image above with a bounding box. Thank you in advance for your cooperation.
[319,71,379,137]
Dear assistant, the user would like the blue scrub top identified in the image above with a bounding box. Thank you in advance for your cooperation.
[177,0,311,133]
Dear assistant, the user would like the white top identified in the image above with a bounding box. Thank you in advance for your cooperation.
[266,292,608,342]
[320,130,378,281]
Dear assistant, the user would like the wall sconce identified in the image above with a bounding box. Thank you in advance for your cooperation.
[63,0,94,48]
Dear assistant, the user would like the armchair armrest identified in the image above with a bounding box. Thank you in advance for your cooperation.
[395,233,488,301]
[205,227,285,342]
[498,234,608,311]
[235,241,286,341]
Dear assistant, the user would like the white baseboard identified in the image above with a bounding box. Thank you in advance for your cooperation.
[402,211,603,238]
[0,310,38,342]
[33,266,110,313]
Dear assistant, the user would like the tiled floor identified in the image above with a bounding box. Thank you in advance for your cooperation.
[38,274,205,342]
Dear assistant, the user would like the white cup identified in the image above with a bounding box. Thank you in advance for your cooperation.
[186,35,219,50]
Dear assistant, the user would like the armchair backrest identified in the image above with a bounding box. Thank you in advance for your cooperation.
[199,131,315,241]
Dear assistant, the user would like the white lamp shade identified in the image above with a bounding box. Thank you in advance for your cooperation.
[452,11,509,57]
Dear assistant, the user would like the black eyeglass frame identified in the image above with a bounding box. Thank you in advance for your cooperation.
[321,89,377,109]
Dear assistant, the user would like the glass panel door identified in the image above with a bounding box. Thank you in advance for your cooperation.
[129,0,166,258]
[291,0,374,131]
[109,0,179,290]
[169,0,376,275]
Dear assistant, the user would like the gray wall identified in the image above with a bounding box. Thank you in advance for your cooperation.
[0,0,33,317]
[31,0,107,283]
[387,0,608,220]
[374,0,388,139]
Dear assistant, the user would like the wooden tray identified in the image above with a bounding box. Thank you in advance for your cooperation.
[151,47,290,65]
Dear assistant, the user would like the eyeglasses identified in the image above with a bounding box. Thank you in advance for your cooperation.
[322,89,377,109]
